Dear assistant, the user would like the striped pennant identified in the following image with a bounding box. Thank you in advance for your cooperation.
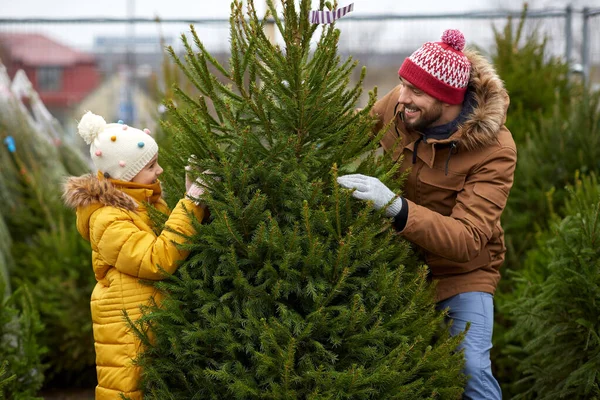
[309,3,354,24]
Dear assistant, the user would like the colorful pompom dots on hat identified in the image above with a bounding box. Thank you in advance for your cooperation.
[77,111,159,182]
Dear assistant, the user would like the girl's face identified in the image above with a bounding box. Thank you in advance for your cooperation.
[131,154,163,185]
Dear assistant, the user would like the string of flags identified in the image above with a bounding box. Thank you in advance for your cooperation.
[310,3,354,24]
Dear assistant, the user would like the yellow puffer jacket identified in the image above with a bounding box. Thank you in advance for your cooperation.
[63,173,205,399]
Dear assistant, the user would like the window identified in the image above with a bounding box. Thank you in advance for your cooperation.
[37,67,62,91]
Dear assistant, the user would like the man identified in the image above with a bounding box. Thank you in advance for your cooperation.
[338,29,516,399]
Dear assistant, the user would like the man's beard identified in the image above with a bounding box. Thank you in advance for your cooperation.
[402,101,443,131]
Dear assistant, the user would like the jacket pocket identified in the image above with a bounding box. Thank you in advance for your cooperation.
[473,183,509,209]
[417,167,466,216]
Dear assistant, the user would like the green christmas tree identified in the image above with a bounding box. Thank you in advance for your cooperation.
[0,61,96,388]
[0,281,44,399]
[133,1,465,398]
[504,173,600,399]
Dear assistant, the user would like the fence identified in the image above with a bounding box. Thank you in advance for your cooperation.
[0,6,598,130]
[583,7,600,84]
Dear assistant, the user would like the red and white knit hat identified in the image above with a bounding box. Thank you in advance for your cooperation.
[398,29,471,105]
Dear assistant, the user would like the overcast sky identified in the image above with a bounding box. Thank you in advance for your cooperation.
[0,0,598,54]
[2,0,596,19]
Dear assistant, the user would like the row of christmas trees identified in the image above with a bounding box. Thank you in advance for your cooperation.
[491,8,600,398]
[0,60,97,396]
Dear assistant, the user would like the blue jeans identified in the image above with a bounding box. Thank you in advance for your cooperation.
[437,292,502,400]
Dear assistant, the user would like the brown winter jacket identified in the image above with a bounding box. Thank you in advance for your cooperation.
[372,49,517,302]
[63,173,205,399]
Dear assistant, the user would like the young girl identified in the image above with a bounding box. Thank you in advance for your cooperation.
[63,111,205,399]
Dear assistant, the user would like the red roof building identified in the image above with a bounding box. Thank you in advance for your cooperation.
[0,33,100,113]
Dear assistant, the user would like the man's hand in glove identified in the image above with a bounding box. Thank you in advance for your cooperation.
[337,174,403,218]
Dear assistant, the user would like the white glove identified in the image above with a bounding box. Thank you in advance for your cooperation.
[185,166,208,204]
[337,174,403,217]
[186,181,205,198]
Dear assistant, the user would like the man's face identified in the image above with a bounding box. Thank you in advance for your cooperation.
[397,77,444,131]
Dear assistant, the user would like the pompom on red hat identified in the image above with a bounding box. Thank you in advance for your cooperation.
[398,29,471,105]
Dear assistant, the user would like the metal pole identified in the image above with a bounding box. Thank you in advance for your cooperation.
[565,4,573,63]
[582,8,590,84]
[265,0,276,45]
[119,0,135,124]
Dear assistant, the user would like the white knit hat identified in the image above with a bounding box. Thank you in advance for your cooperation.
[77,111,158,182]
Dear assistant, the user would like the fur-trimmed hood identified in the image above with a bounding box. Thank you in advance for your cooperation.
[453,49,510,151]
[381,49,510,153]
[63,173,165,241]
[63,173,138,212]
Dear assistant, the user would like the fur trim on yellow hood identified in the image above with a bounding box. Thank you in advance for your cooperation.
[62,173,138,212]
